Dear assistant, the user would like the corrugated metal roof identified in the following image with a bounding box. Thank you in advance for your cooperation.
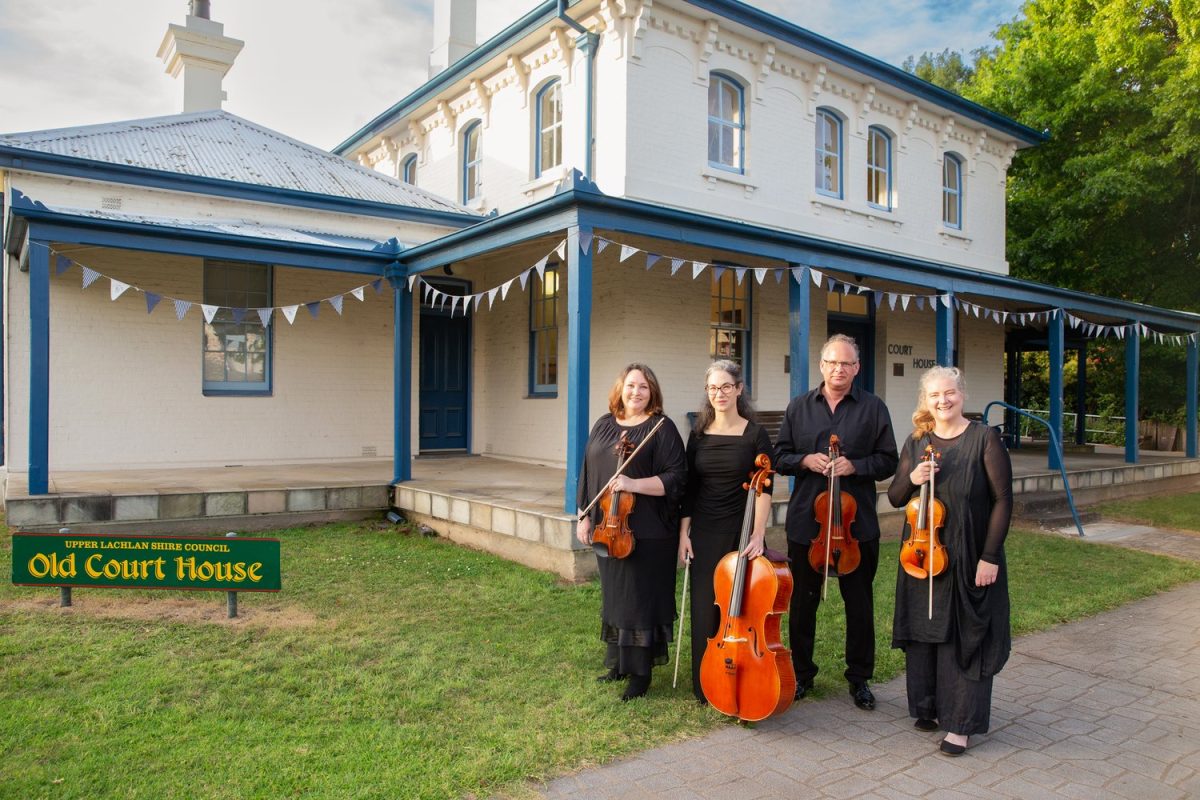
[0,110,468,215]
[41,202,402,251]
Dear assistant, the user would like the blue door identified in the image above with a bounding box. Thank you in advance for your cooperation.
[419,289,470,451]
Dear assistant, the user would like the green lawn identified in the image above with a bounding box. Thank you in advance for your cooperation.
[1097,491,1200,533]
[2,521,1197,799]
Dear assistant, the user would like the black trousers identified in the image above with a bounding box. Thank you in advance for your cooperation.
[904,641,993,735]
[687,528,740,700]
[787,538,879,685]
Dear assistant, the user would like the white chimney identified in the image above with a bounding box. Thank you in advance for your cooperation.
[157,2,244,113]
[429,0,477,78]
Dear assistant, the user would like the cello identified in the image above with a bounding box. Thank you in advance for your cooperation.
[700,454,797,722]
[900,444,947,619]
[809,434,860,599]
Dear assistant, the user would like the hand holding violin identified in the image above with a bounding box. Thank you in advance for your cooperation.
[803,453,856,477]
[909,459,939,486]
[576,516,593,546]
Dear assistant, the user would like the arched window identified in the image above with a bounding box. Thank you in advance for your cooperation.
[535,80,562,177]
[815,109,842,197]
[461,121,482,204]
[401,154,417,185]
[707,73,744,172]
[943,154,963,229]
[866,126,892,210]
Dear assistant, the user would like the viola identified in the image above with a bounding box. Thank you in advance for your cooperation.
[809,434,860,598]
[591,434,636,559]
[900,444,948,619]
[700,454,797,721]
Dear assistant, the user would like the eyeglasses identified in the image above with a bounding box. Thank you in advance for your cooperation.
[821,359,858,371]
[704,383,738,396]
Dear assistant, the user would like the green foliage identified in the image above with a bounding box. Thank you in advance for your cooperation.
[901,48,977,93]
[966,0,1200,311]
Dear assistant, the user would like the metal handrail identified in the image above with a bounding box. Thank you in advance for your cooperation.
[984,400,1086,537]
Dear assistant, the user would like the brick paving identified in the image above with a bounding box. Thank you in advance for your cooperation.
[537,527,1200,799]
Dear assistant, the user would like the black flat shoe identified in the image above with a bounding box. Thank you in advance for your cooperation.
[596,668,623,683]
[621,674,651,702]
[794,680,814,701]
[914,718,939,732]
[849,681,875,711]
[939,738,967,756]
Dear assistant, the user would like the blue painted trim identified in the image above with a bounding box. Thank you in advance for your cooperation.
[564,224,592,514]
[389,266,413,482]
[28,241,50,495]
[815,108,844,199]
[943,154,964,230]
[681,0,1046,146]
[534,79,563,178]
[1125,330,1140,464]
[1187,339,1198,458]
[788,266,810,398]
[402,154,418,184]
[936,293,954,366]
[461,121,483,205]
[1048,311,1064,471]
[707,73,745,174]
[0,147,481,228]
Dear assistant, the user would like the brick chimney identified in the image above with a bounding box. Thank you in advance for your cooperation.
[157,1,244,113]
[429,0,477,77]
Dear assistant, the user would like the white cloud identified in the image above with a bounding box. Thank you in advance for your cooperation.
[0,0,1021,150]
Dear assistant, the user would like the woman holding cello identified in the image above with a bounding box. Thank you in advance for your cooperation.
[887,366,1013,756]
[576,363,686,701]
[677,360,775,705]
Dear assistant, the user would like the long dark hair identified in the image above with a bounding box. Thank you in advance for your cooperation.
[692,360,757,437]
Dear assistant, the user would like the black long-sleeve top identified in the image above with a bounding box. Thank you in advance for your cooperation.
[774,383,899,544]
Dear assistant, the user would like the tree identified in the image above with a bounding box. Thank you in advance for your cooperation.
[966,0,1200,312]
[901,48,976,94]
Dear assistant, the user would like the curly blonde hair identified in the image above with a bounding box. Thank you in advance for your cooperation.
[911,366,966,439]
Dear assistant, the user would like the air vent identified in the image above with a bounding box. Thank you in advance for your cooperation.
[100,196,123,210]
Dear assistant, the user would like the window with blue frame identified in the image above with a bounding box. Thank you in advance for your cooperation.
[402,154,417,185]
[708,73,745,172]
[710,269,751,383]
[462,121,482,204]
[815,108,842,197]
[535,80,562,177]
[867,126,892,210]
[202,260,271,395]
[943,154,963,229]
[530,263,559,394]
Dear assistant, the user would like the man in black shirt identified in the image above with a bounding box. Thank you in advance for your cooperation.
[775,334,898,710]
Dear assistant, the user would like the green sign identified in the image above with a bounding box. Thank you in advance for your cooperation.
[12,532,280,592]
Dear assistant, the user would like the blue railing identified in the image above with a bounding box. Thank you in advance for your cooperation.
[984,400,1086,538]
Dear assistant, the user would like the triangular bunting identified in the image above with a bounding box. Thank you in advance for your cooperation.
[372,279,383,293]
[449,296,461,316]
[173,299,191,320]
[810,269,823,286]
[915,296,925,311]
[774,269,784,284]
[535,256,549,278]
[282,305,299,324]
[645,253,661,270]
[487,287,499,309]
[691,261,707,279]
[671,258,686,275]
[900,295,911,311]
[145,292,162,314]
[306,301,320,319]
[872,291,882,309]
[888,293,898,311]
[792,267,805,285]
[712,266,726,281]
[231,308,246,323]
[82,267,101,289]
[500,279,514,300]
[329,295,344,315]
[555,240,566,261]
[473,295,482,312]
[595,238,611,254]
[754,268,767,285]
[734,268,746,285]
[201,304,218,323]
[940,295,951,308]
[579,231,594,254]
[619,244,638,262]
[352,286,365,301]
[55,255,72,276]
[519,270,531,290]
[257,308,273,327]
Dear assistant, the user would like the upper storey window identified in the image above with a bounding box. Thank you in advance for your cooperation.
[401,154,417,185]
[462,121,482,204]
[943,154,963,229]
[815,109,842,198]
[866,126,892,210]
[536,80,563,177]
[707,73,745,173]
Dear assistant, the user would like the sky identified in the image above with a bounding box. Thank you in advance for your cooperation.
[0,0,1024,152]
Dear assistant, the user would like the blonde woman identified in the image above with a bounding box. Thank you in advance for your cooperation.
[887,366,1013,756]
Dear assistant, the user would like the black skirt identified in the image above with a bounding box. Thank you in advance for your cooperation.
[598,538,677,674]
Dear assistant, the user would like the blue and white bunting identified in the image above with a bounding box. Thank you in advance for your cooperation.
[110,279,130,301]
[201,304,218,323]
[173,299,191,320]
[330,295,344,315]
[82,267,102,289]
[145,292,162,314]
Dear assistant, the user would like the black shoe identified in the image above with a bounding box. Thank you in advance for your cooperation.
[849,681,875,710]
[621,674,650,702]
[939,737,967,756]
[794,680,814,701]
[596,668,623,683]
[914,718,939,732]
[696,695,709,707]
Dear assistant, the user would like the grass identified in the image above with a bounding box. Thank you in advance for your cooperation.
[1096,491,1200,533]
[2,520,1197,799]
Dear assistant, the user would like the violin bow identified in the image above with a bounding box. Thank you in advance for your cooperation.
[577,416,668,520]
[673,555,690,689]
[927,448,936,620]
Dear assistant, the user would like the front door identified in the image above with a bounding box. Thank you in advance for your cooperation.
[419,282,470,452]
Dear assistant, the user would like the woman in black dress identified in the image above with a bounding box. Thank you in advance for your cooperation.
[887,366,1013,756]
[576,363,687,701]
[678,360,774,704]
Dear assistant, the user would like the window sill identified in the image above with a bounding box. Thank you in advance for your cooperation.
[203,389,272,397]
[938,226,972,245]
[700,166,757,196]
[522,168,565,196]
[464,196,488,212]
[526,392,559,399]
[809,196,902,231]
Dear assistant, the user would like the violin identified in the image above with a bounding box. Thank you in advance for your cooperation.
[700,454,797,722]
[809,434,860,598]
[591,434,636,559]
[900,444,948,619]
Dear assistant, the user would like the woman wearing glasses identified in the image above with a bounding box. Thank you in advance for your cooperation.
[678,359,774,704]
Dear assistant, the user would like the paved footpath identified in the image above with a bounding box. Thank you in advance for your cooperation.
[538,527,1200,799]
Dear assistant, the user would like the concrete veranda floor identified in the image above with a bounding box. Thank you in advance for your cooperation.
[536,524,1200,799]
